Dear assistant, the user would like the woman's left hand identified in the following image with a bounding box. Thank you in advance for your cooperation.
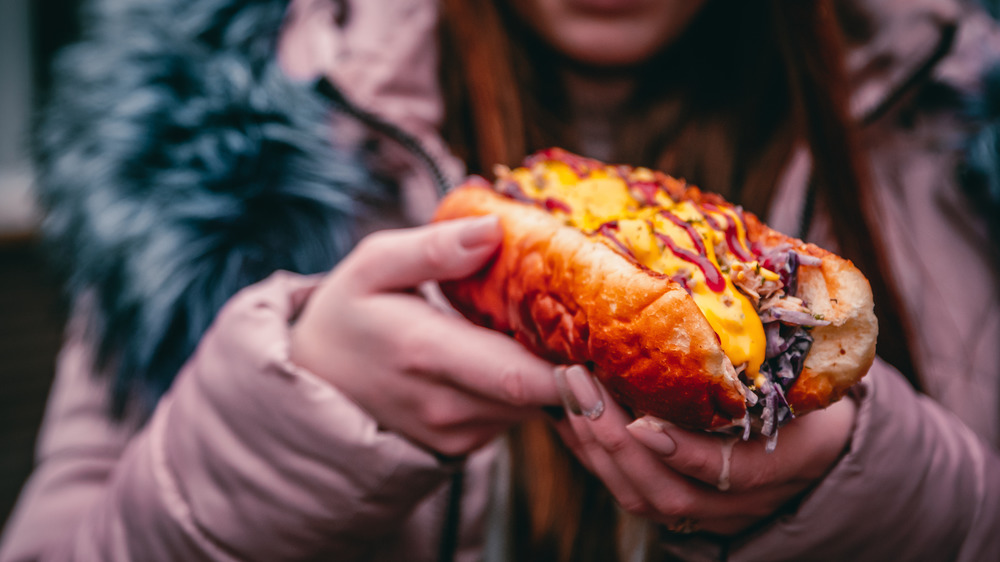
[550,365,857,536]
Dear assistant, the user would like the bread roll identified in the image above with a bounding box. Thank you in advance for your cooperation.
[434,149,877,434]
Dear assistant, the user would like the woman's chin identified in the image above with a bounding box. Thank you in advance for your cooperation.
[545,32,665,69]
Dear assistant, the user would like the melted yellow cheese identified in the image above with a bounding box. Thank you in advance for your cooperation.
[507,159,770,378]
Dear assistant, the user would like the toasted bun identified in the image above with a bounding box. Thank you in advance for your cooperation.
[746,217,879,412]
[433,151,876,431]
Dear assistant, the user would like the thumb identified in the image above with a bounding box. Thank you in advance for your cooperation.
[344,215,502,292]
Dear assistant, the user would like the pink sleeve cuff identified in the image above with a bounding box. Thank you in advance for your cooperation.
[732,359,1000,561]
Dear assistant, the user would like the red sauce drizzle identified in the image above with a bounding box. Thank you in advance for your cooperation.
[496,177,571,215]
[702,212,723,231]
[544,197,572,214]
[671,273,695,295]
[701,203,755,262]
[660,210,707,255]
[525,148,601,178]
[628,180,661,206]
[654,213,726,293]
[597,221,630,255]
[595,221,666,278]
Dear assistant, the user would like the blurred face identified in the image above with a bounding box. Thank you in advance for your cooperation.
[509,0,709,67]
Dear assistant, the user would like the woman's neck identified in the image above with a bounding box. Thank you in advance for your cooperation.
[561,68,636,161]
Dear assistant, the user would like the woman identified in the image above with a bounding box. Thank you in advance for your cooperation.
[1,0,998,560]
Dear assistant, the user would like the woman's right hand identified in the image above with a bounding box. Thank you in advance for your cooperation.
[290,216,562,457]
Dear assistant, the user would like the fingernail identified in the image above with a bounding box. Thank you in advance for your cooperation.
[554,365,604,420]
[627,416,677,456]
[458,215,501,249]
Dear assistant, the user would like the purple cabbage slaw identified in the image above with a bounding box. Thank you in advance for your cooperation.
[743,244,828,452]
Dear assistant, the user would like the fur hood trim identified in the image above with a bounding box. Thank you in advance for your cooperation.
[37,0,387,416]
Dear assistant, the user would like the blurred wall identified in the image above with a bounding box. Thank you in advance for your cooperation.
[0,0,37,237]
[0,0,80,533]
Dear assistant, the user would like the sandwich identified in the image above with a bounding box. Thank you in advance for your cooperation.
[433,148,877,446]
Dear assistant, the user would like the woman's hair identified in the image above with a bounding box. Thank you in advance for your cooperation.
[439,0,918,559]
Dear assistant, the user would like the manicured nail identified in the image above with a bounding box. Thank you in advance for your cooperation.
[458,215,501,249]
[554,365,604,420]
[627,416,677,456]
[552,366,578,415]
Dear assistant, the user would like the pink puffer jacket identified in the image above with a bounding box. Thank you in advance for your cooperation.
[2,0,999,560]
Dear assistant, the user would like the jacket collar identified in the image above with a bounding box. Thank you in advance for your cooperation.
[842,0,962,123]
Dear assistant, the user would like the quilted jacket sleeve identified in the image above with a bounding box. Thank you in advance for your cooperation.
[0,272,454,561]
[730,359,1000,561]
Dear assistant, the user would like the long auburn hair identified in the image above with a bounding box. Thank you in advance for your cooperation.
[439,0,918,559]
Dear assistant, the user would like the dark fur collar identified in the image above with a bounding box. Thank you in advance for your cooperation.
[37,0,386,416]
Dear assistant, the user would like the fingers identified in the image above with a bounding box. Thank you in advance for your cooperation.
[551,417,651,515]
[627,397,857,493]
[369,294,563,409]
[386,377,542,457]
[626,417,756,491]
[343,216,502,293]
[554,371,709,517]
[552,365,605,419]
[562,399,807,532]
[550,366,829,534]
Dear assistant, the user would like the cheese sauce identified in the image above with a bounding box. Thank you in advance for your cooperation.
[501,155,772,379]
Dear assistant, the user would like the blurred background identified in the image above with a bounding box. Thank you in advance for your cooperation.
[3,0,999,538]
[0,0,81,530]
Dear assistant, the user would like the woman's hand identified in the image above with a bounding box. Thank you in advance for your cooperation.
[551,365,857,535]
[290,216,562,457]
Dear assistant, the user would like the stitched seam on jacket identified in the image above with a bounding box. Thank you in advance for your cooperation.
[148,399,242,561]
